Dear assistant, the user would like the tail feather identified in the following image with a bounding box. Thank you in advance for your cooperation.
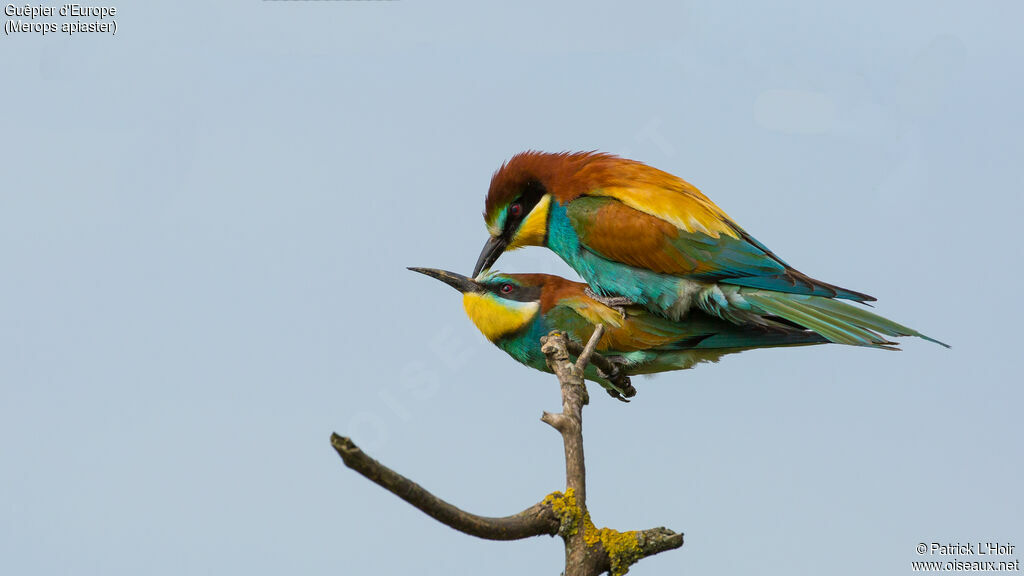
[756,296,892,347]
[701,328,829,349]
[808,297,951,348]
[742,291,949,349]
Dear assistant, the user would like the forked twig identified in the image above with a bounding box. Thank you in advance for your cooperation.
[331,325,682,575]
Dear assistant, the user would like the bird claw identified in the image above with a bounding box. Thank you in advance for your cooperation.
[598,357,636,402]
[605,388,629,402]
[584,287,633,318]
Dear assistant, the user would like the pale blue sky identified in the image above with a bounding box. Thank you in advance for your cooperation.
[2,2,1021,575]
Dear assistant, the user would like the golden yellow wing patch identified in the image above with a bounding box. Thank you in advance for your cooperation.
[590,182,740,239]
[566,297,624,331]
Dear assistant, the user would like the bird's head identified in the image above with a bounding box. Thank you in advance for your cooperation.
[473,151,618,277]
[409,267,551,343]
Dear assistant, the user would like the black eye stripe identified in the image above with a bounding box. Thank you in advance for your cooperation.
[503,178,547,235]
[484,281,542,303]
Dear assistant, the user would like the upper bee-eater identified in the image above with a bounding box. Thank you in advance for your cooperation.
[410,267,844,398]
[471,151,946,348]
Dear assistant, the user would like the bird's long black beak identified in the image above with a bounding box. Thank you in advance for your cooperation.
[408,267,481,294]
[472,235,507,278]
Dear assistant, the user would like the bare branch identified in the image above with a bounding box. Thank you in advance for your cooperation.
[541,329,684,576]
[330,434,559,540]
[541,333,588,504]
[575,324,605,372]
[636,527,686,557]
[332,326,683,575]
[540,331,591,573]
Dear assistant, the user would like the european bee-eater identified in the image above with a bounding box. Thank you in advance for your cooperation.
[472,151,946,348]
[410,267,840,398]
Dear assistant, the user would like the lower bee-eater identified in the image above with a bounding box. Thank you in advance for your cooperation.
[471,151,947,348]
[409,267,856,399]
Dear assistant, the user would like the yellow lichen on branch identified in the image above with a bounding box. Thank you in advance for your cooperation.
[583,516,641,575]
[596,526,641,576]
[543,489,583,536]
[544,489,642,576]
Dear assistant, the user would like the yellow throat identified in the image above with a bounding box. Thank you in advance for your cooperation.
[462,292,539,342]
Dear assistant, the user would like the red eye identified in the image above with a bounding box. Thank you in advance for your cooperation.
[509,203,523,217]
[500,283,514,294]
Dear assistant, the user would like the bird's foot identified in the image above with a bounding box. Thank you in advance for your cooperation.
[598,356,636,402]
[584,288,633,318]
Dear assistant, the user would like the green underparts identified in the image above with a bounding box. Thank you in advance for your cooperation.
[543,489,642,576]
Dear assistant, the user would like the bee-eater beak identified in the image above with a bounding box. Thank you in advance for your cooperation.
[472,235,507,278]
[408,267,481,293]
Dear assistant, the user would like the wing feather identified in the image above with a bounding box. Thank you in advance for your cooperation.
[567,195,873,301]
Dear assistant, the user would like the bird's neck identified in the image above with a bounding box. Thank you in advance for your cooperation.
[494,315,550,371]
